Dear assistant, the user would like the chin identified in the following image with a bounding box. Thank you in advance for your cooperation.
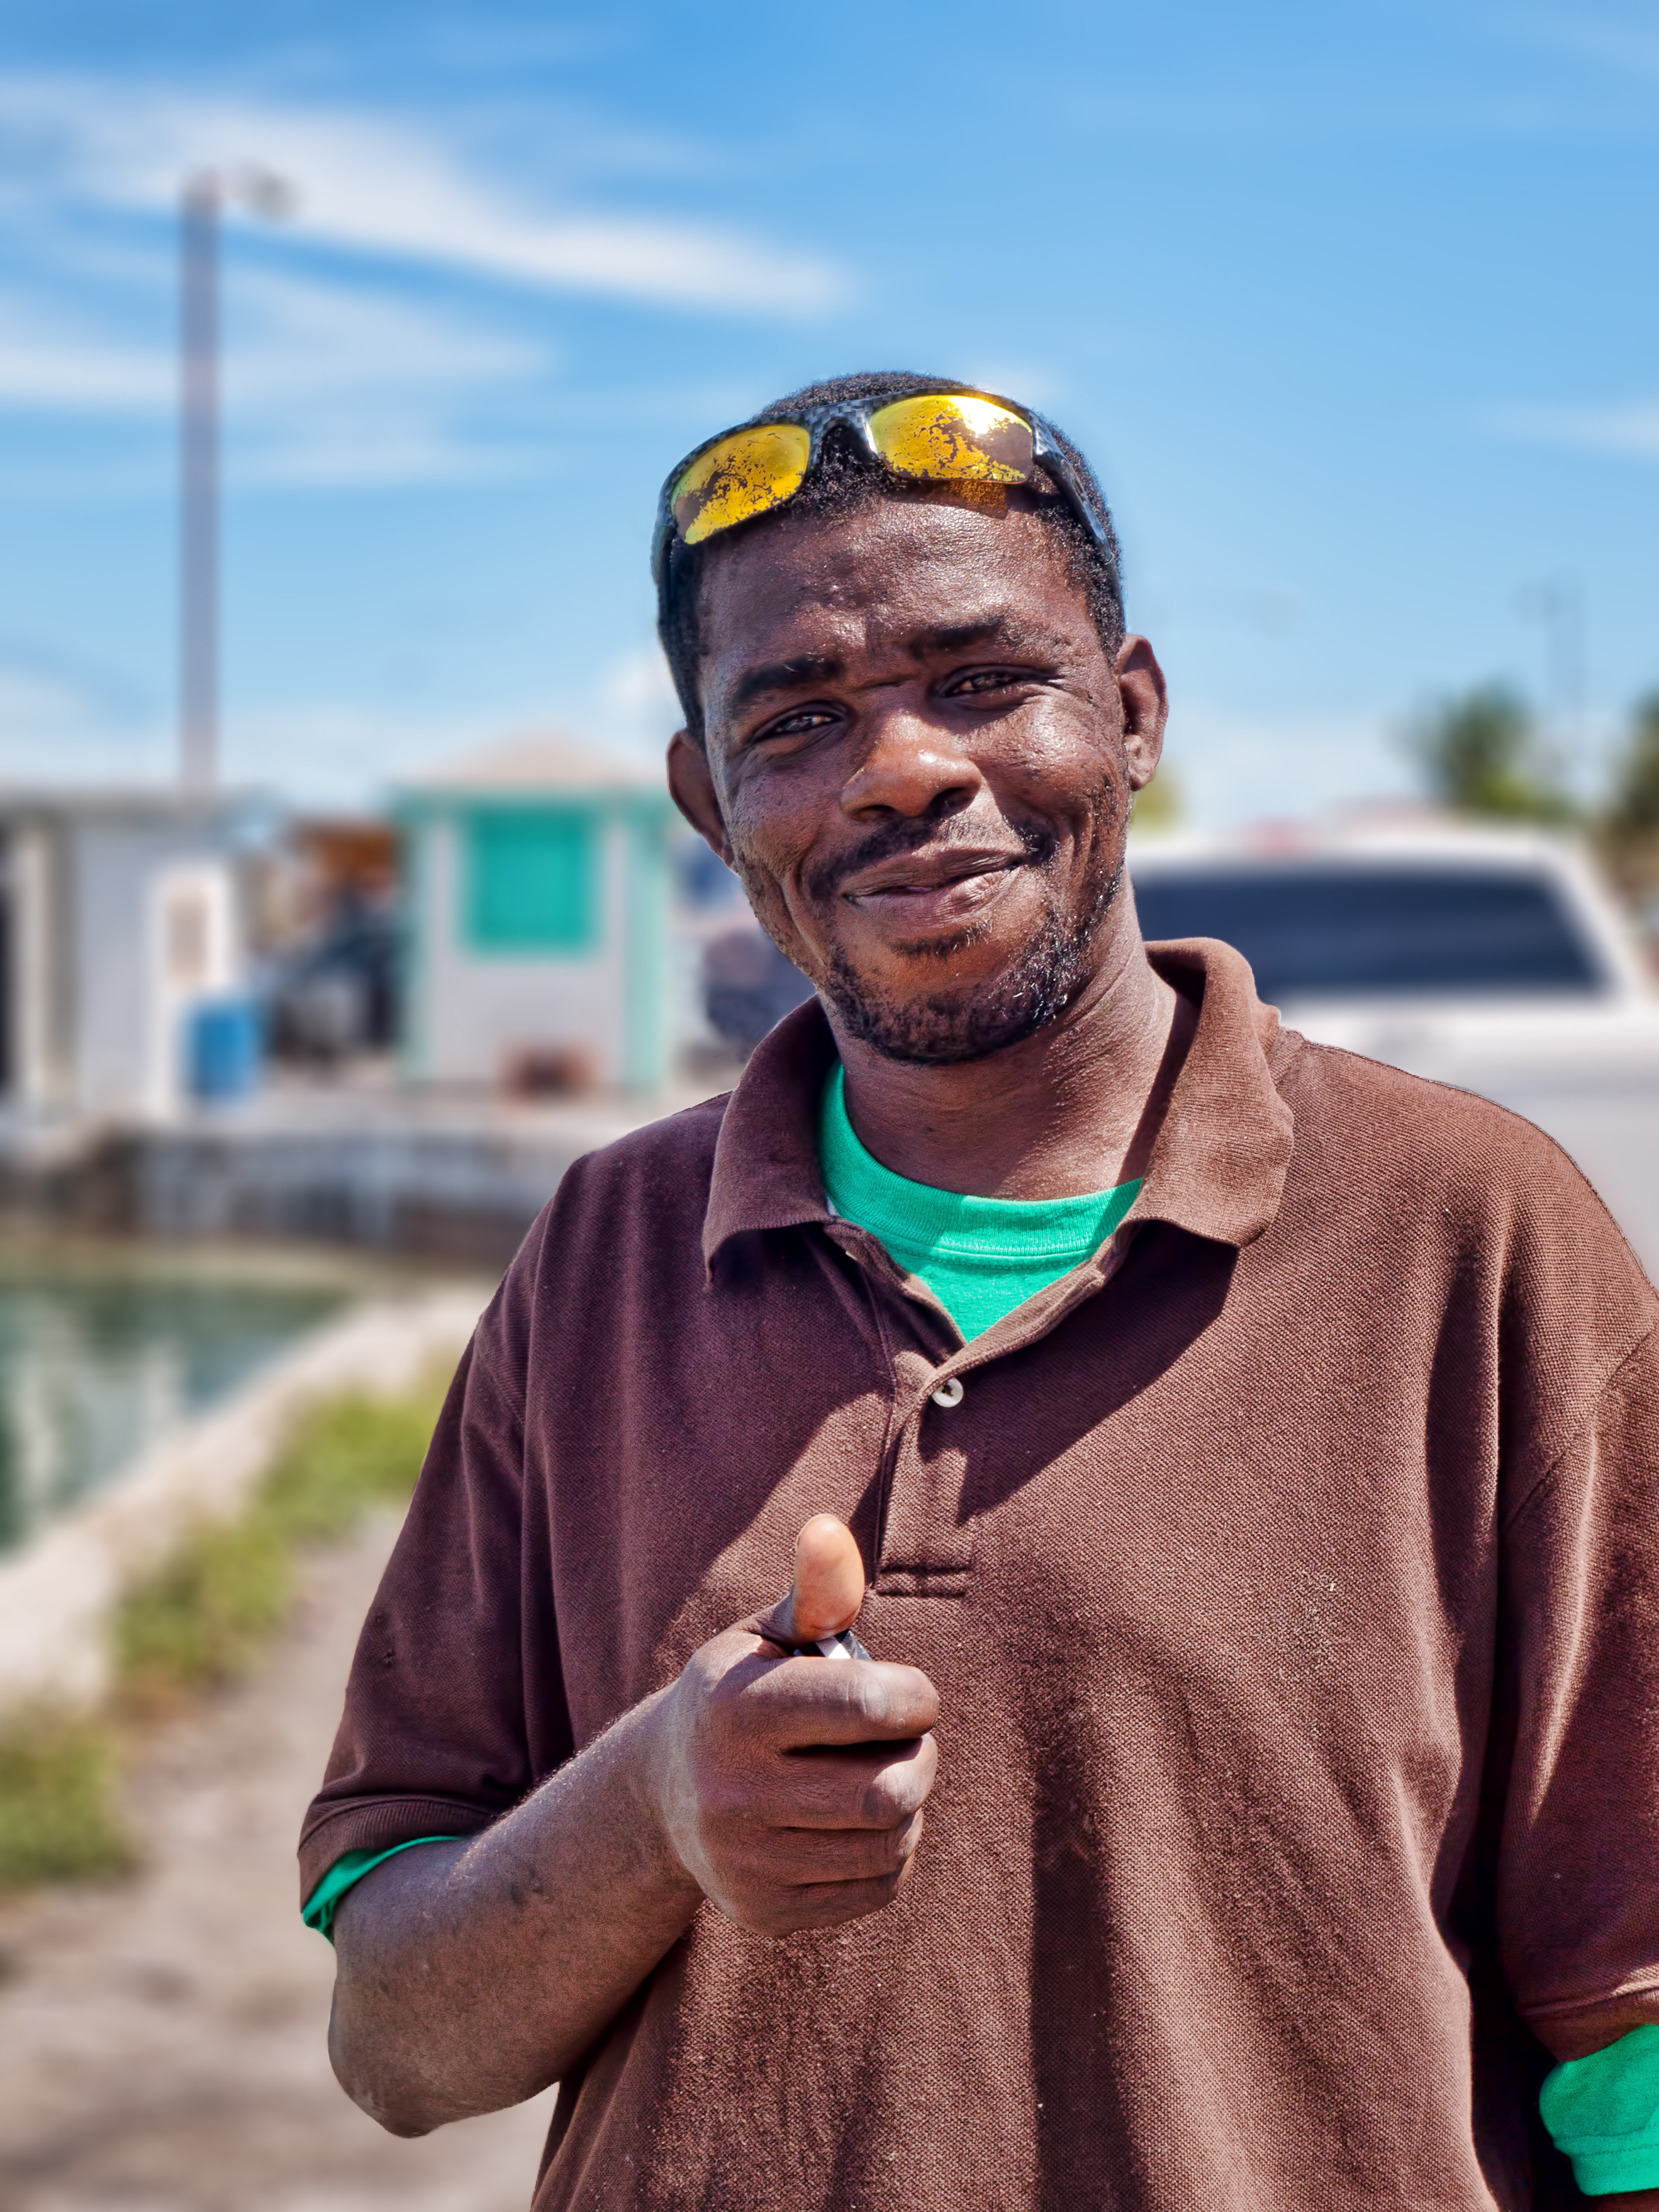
[820,892,1109,1066]
[822,968,1080,1067]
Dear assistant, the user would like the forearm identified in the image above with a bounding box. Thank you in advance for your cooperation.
[328,1687,701,2135]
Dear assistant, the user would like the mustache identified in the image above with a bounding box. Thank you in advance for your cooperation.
[803,815,1056,905]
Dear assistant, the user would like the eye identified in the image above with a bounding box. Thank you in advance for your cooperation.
[753,706,839,744]
[939,665,1036,699]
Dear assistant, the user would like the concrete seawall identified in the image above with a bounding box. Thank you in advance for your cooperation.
[0,1090,691,1266]
[0,1284,489,1718]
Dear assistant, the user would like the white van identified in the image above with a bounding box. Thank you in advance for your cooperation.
[1129,823,1659,1280]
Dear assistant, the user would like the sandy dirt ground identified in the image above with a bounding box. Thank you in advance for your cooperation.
[0,1514,556,2212]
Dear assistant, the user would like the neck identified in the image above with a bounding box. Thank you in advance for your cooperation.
[830,898,1193,1202]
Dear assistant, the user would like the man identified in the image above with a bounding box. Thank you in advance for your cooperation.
[303,374,1659,2209]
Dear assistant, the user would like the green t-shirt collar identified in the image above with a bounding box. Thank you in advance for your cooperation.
[819,1064,1141,1339]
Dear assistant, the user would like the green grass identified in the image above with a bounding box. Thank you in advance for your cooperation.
[262,1387,444,1544]
[0,1380,446,1887]
[116,1383,444,1709]
[116,1511,294,1708]
[0,1708,133,1892]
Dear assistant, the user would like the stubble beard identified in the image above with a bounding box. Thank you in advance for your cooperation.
[746,807,1126,1067]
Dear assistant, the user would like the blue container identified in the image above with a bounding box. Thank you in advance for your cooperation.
[187,996,264,1102]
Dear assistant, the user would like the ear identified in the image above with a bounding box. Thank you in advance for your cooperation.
[1114,635,1169,793]
[667,732,734,866]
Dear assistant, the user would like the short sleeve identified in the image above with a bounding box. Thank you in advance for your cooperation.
[296,1234,574,1904]
[1497,1321,1659,2062]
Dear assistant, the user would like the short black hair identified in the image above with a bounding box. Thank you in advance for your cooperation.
[656,370,1126,745]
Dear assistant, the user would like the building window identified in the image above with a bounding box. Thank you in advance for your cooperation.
[464,809,597,954]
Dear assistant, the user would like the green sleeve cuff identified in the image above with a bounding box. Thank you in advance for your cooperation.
[1541,2021,1659,2195]
[301,1836,458,1942]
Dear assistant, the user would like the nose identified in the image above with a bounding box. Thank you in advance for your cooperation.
[839,707,984,822]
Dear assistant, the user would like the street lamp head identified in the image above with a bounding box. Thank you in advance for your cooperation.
[181,166,299,223]
[228,166,298,222]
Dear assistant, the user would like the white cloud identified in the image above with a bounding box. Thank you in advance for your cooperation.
[1164,702,1409,829]
[236,415,522,491]
[0,654,169,785]
[0,264,549,486]
[588,645,681,752]
[231,267,540,401]
[222,269,547,486]
[1514,12,1659,86]
[221,699,550,807]
[1486,396,1659,459]
[223,656,685,810]
[0,666,607,807]
[0,73,844,483]
[0,267,536,405]
[0,300,166,408]
[0,75,844,315]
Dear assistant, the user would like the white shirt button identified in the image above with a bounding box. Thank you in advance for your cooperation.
[930,1377,965,1409]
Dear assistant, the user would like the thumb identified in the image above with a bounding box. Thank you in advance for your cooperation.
[757,1514,866,1651]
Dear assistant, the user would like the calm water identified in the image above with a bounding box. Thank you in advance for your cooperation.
[0,1254,349,1554]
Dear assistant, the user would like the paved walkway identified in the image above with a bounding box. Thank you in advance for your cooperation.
[0,1515,554,2212]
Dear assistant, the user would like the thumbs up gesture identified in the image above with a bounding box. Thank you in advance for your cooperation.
[647,1516,940,1936]
[756,1512,871,1658]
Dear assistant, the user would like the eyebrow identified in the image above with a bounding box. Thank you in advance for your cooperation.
[727,654,845,716]
[910,617,1073,659]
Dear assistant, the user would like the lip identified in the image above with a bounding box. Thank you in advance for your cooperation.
[839,847,1027,901]
[841,849,1027,932]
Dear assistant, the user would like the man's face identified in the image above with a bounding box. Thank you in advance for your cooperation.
[668,494,1168,1064]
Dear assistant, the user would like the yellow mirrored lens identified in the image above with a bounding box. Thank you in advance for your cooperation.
[673,424,812,546]
[867,394,1033,484]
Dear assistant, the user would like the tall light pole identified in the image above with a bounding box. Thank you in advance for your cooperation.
[177,167,293,795]
[1515,574,1586,764]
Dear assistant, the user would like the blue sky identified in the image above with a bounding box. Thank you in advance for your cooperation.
[1,1,1658,820]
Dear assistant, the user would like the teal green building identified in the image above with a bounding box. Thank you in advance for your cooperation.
[396,734,678,1092]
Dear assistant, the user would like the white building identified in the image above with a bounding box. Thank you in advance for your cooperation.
[396,734,678,1093]
[0,791,250,1120]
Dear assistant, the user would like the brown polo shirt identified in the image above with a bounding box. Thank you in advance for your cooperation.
[303,940,1659,2211]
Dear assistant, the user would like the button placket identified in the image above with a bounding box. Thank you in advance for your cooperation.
[834,1222,1135,1597]
[869,1352,976,1593]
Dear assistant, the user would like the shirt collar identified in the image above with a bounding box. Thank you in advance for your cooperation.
[702,937,1297,1271]
[1128,936,1300,1245]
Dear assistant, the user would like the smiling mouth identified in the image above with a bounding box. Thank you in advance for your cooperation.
[841,852,1027,925]
[842,848,1025,897]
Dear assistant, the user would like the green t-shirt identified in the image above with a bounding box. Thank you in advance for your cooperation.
[1541,2022,1659,2194]
[818,1063,1141,1342]
[303,1836,455,1941]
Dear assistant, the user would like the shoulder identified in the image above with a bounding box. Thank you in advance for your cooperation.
[556,1090,731,1205]
[1275,1033,1657,1360]
[522,1090,731,1262]
[474,1093,733,1368]
[1280,1033,1614,1213]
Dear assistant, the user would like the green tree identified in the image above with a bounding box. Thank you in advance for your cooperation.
[1598,693,1659,901]
[1131,766,1183,835]
[1605,695,1659,838]
[1409,683,1575,824]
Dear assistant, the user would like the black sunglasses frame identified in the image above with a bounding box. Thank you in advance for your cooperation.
[650,388,1119,595]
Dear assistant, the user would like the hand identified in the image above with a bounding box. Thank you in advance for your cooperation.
[646,1516,940,1936]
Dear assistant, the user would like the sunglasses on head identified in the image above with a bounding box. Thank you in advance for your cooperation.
[651,388,1117,588]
